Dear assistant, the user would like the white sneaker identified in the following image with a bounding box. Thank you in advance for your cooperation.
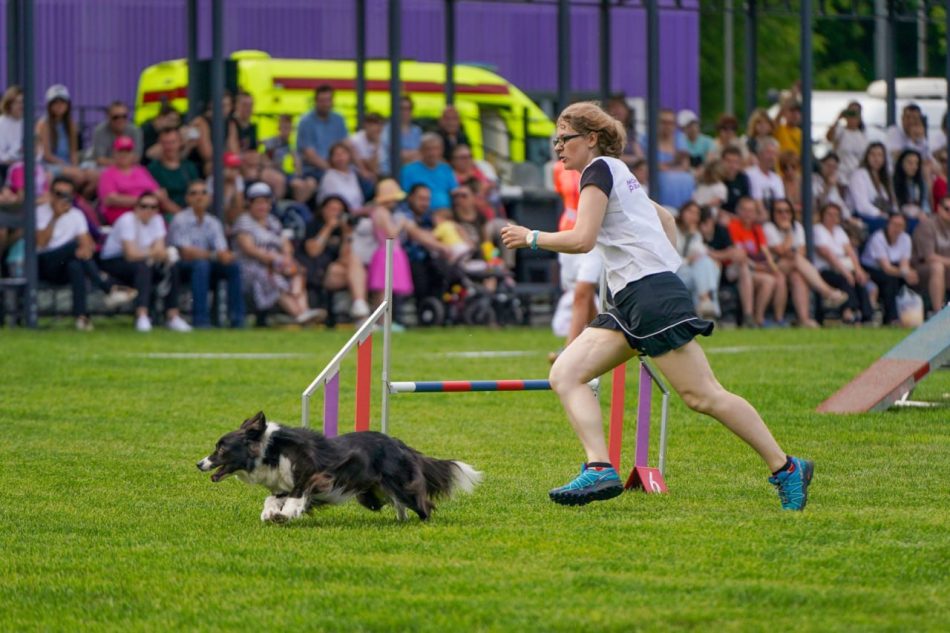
[295,307,328,325]
[166,315,193,332]
[697,298,720,320]
[103,286,138,310]
[350,298,370,319]
[75,317,94,331]
[135,315,153,332]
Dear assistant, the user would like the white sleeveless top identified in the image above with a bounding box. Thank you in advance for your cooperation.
[580,156,682,296]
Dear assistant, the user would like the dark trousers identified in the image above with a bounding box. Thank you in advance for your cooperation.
[100,257,180,313]
[820,269,873,322]
[177,259,244,327]
[38,241,110,317]
[868,266,907,325]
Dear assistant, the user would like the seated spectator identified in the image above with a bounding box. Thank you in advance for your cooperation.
[812,151,849,214]
[142,103,183,163]
[98,136,160,225]
[318,142,365,211]
[631,158,649,196]
[450,143,502,219]
[677,110,713,168]
[707,114,747,162]
[148,127,199,219]
[348,112,385,183]
[814,201,873,324]
[232,92,258,153]
[264,114,319,204]
[381,96,423,174]
[764,198,847,328]
[395,184,447,313]
[643,109,694,208]
[432,208,474,263]
[886,103,931,163]
[933,148,948,212]
[187,95,240,177]
[778,150,802,218]
[825,101,869,183]
[911,196,950,314]
[604,95,644,169]
[743,108,775,160]
[699,206,753,324]
[36,84,89,192]
[675,201,720,319]
[401,133,457,212]
[297,85,349,181]
[35,176,136,330]
[849,141,895,232]
[1,158,49,206]
[893,149,930,220]
[90,101,143,168]
[719,145,750,217]
[233,182,323,324]
[168,181,244,328]
[692,159,727,218]
[773,98,802,157]
[299,195,369,320]
[744,137,785,221]
[0,85,24,183]
[861,213,918,325]
[99,192,191,332]
[435,105,470,161]
[728,196,778,327]
[210,151,246,225]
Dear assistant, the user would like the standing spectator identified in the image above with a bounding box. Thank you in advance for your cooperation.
[296,85,349,182]
[728,196,779,327]
[849,141,895,231]
[812,152,849,213]
[233,182,323,324]
[708,114,747,162]
[232,92,258,153]
[861,213,918,325]
[932,148,948,212]
[825,101,868,183]
[148,127,199,218]
[262,114,318,204]
[36,84,88,190]
[604,95,643,169]
[773,98,802,157]
[675,201,721,319]
[677,110,713,168]
[36,176,136,330]
[98,136,160,225]
[0,86,24,182]
[435,105,470,161]
[99,192,191,333]
[744,137,785,221]
[90,101,143,167]
[168,180,244,328]
[743,108,775,159]
[911,196,950,314]
[814,202,873,324]
[692,160,727,218]
[348,112,385,182]
[400,133,457,212]
[299,195,370,320]
[381,96,423,175]
[893,149,930,220]
[886,103,931,162]
[318,142,365,211]
[719,146,750,216]
[450,143,502,218]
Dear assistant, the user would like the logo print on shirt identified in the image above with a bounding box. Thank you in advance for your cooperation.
[626,177,641,192]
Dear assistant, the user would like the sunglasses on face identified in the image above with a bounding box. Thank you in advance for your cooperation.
[111,113,128,120]
[552,133,583,148]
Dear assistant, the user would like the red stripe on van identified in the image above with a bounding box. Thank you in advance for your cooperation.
[272,77,509,95]
[142,87,189,104]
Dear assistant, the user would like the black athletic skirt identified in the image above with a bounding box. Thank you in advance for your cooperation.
[589,271,714,357]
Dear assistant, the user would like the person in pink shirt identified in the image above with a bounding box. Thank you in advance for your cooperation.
[97,136,159,224]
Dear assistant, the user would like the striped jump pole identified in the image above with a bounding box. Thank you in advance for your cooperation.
[390,378,599,393]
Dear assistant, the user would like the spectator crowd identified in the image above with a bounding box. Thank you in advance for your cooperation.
[0,81,948,332]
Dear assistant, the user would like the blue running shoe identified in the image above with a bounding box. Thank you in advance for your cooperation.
[549,463,623,506]
[768,456,814,511]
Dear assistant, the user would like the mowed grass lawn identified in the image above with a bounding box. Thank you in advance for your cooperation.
[1,323,948,632]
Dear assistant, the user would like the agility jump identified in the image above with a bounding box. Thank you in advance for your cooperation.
[302,240,670,490]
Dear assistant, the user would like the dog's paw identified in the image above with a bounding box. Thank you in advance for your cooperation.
[262,509,289,523]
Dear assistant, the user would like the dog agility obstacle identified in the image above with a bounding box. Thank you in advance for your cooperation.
[302,240,671,489]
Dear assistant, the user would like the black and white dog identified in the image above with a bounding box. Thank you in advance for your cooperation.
[196,411,482,523]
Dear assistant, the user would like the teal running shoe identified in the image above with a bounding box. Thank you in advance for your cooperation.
[768,456,814,511]
[549,463,623,506]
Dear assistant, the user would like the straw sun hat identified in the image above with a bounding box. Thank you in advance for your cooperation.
[372,178,406,205]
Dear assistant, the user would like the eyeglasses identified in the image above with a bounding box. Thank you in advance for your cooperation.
[552,133,583,148]
[52,189,72,199]
[111,113,128,120]
[137,203,160,211]
[188,189,208,196]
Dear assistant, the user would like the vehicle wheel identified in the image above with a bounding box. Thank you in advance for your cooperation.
[463,296,496,326]
[416,297,445,327]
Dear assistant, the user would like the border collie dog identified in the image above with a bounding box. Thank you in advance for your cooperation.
[196,411,482,523]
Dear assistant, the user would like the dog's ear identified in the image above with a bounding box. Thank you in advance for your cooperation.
[240,411,267,439]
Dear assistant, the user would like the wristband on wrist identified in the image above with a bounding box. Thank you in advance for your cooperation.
[529,230,540,250]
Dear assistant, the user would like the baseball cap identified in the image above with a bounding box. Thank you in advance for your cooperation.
[113,136,135,152]
[224,152,242,168]
[676,109,699,128]
[246,181,273,200]
[45,84,71,104]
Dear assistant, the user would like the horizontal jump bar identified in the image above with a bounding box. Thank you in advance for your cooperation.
[390,378,599,394]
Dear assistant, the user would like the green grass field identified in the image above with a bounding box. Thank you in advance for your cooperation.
[2,324,948,631]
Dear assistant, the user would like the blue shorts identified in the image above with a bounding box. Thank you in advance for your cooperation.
[589,271,714,357]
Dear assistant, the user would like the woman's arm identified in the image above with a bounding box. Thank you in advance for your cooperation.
[236,233,278,265]
[510,185,607,253]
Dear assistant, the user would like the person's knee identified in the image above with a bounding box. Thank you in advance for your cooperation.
[548,360,580,396]
[679,383,723,415]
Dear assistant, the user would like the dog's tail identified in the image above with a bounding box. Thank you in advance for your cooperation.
[420,457,483,498]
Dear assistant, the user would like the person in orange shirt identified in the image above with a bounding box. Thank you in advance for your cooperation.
[727,196,779,327]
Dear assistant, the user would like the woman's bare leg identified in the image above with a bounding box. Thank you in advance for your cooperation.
[752,271,776,325]
[651,340,787,472]
[566,281,598,345]
[772,271,788,322]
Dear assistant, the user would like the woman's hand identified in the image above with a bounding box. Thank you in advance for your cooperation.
[501,223,532,249]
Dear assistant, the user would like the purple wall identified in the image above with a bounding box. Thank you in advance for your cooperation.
[2,0,698,119]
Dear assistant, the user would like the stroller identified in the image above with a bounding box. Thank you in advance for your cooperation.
[415,255,524,327]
